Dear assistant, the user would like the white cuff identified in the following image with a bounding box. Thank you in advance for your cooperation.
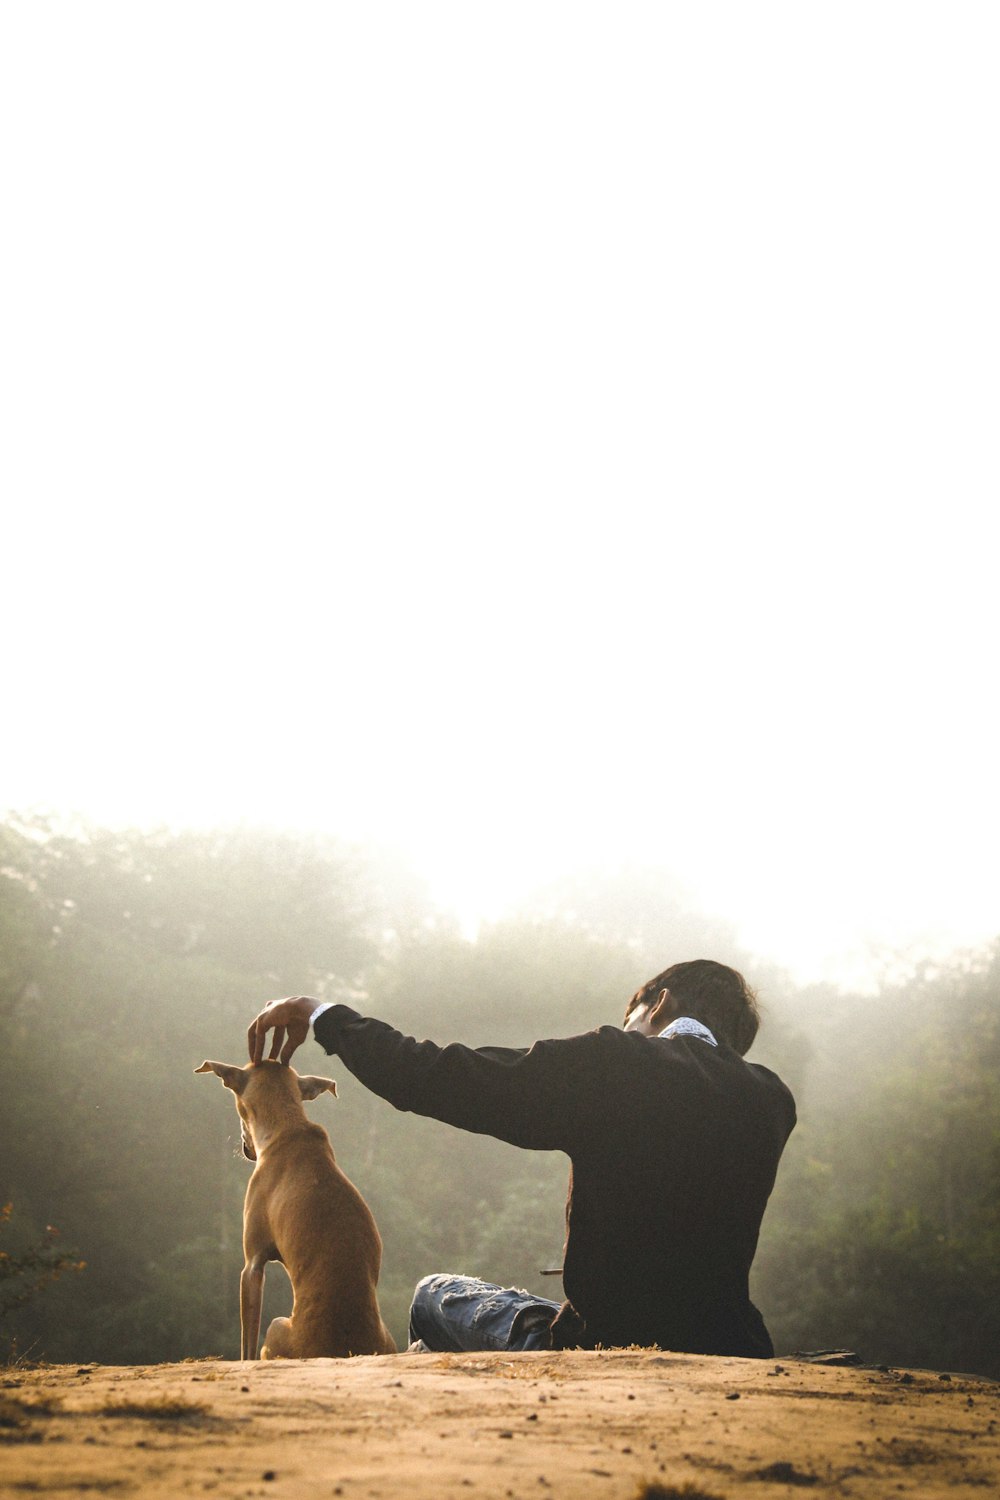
[309,1001,334,1028]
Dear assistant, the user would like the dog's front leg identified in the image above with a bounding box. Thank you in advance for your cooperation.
[240,1257,266,1360]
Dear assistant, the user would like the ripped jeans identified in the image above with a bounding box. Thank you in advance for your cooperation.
[408,1274,562,1352]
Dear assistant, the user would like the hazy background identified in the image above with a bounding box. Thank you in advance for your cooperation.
[2,4,998,1375]
[3,1,997,986]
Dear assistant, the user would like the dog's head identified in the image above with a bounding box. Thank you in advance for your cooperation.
[194,1059,337,1161]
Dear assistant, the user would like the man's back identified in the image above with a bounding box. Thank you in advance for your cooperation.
[557,1026,795,1354]
[314,1005,796,1356]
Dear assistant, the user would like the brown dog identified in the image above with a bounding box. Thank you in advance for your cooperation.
[195,1058,396,1359]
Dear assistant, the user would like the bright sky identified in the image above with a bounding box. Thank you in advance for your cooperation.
[3,3,998,985]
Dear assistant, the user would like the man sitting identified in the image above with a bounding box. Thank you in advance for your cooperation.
[248,959,796,1356]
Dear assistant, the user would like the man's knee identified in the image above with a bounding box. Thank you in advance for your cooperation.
[411,1273,451,1313]
[408,1272,458,1343]
[414,1273,450,1296]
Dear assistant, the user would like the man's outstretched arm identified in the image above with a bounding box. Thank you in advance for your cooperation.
[248,995,602,1152]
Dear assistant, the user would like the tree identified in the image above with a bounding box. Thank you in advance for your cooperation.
[0,1203,85,1354]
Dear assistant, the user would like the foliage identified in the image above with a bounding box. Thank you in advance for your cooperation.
[753,944,1000,1373]
[0,1203,85,1324]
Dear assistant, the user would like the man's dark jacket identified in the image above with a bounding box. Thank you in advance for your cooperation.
[314,1006,796,1357]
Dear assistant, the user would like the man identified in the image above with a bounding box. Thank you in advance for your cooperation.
[247,959,795,1357]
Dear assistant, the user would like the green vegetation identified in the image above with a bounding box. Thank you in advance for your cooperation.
[1,1203,85,1323]
[1,813,997,1376]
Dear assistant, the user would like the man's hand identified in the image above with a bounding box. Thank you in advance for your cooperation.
[247,996,318,1066]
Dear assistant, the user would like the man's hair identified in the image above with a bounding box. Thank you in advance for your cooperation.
[628,959,761,1056]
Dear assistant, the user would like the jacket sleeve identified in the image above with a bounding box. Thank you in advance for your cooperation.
[313,1004,602,1152]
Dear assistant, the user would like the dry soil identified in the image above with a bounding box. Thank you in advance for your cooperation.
[1,1349,997,1499]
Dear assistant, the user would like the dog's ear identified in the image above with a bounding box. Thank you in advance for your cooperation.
[194,1060,250,1095]
[297,1075,338,1102]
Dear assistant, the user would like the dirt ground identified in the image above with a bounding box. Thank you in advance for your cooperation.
[1,1348,997,1499]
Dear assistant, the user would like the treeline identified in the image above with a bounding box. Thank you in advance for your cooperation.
[1,815,997,1376]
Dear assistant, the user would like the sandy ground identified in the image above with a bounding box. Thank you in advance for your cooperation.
[1,1349,997,1499]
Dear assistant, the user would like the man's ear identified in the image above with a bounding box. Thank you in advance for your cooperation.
[195,1060,251,1095]
[647,988,679,1031]
[298,1075,338,1102]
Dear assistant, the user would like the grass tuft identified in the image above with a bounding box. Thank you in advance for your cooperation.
[0,1393,60,1425]
[99,1396,210,1421]
[635,1483,726,1500]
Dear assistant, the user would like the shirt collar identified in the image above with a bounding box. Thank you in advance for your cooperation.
[658,1015,718,1047]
